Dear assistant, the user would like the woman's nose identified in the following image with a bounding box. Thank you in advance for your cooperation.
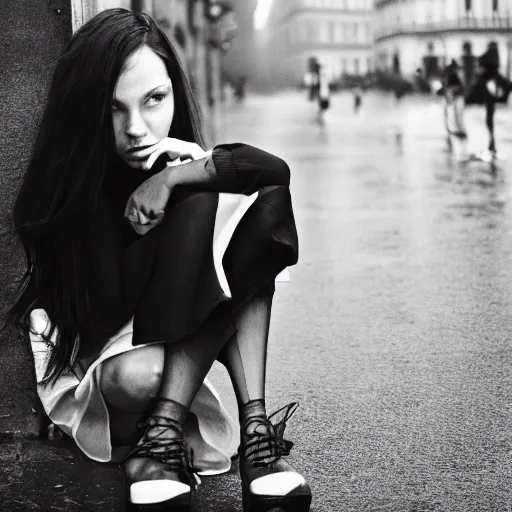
[125,110,147,138]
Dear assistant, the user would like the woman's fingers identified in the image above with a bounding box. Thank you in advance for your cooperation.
[146,209,165,220]
[126,212,164,236]
[144,146,176,170]
[143,138,206,170]
[125,204,164,225]
[125,206,140,224]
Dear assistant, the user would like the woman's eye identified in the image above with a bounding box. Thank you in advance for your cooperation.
[146,94,166,107]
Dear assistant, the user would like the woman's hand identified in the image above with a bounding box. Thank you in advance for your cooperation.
[124,171,173,236]
[124,138,209,235]
[141,137,208,171]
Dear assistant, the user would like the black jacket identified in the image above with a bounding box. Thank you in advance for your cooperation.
[79,143,299,357]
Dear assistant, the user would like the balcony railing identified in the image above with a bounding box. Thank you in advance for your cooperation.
[374,16,512,40]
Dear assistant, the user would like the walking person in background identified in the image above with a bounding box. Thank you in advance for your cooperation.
[6,9,312,512]
[234,75,247,102]
[304,56,320,104]
[466,41,512,161]
[317,64,331,126]
[305,56,330,125]
[353,85,363,114]
[437,59,467,153]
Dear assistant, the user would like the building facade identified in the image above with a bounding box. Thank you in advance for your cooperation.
[374,0,512,83]
[265,0,374,85]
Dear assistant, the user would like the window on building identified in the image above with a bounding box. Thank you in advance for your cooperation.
[299,21,306,43]
[365,23,371,43]
[354,58,360,75]
[329,21,336,43]
[306,20,315,42]
[353,22,358,41]
[334,22,343,43]
[465,0,471,11]
[320,21,329,43]
[493,0,498,11]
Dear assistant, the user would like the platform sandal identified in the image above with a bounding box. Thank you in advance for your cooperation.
[239,401,312,512]
[123,412,200,511]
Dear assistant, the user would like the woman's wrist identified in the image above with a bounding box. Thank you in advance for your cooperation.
[164,152,213,189]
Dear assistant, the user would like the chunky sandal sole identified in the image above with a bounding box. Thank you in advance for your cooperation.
[126,494,191,512]
[242,482,312,512]
[124,475,191,512]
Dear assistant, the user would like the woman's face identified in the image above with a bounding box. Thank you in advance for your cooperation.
[112,45,175,169]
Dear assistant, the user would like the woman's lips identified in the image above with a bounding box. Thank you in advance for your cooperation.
[125,144,155,158]
[125,153,148,161]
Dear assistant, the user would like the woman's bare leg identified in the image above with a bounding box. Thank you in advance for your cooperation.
[100,345,164,445]
[114,303,235,494]
[217,285,274,411]
[101,284,274,441]
[217,284,311,509]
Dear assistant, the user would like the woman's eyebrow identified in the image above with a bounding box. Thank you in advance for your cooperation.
[143,82,172,98]
[113,82,172,106]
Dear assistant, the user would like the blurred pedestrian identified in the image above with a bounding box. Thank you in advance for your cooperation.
[394,86,406,104]
[466,42,512,159]
[304,57,329,125]
[353,85,363,113]
[438,59,467,148]
[6,8,311,512]
[234,74,246,102]
[317,65,330,125]
[304,56,320,103]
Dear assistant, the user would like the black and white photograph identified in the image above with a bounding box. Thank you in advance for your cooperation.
[1,1,511,511]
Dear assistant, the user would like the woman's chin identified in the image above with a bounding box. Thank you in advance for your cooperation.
[123,158,147,170]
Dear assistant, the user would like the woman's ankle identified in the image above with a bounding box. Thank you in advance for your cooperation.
[240,398,266,424]
[152,397,189,424]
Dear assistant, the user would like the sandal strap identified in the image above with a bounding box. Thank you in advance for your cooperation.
[241,402,298,467]
[124,415,198,487]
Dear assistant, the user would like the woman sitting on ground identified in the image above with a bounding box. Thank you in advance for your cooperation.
[7,9,311,512]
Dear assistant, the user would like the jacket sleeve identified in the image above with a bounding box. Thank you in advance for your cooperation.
[205,143,291,195]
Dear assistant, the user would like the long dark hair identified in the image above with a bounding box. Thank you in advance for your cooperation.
[6,8,205,384]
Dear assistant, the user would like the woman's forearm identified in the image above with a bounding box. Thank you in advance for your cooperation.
[165,143,291,195]
[165,152,215,189]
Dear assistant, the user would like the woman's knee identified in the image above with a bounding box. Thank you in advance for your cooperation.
[100,345,164,413]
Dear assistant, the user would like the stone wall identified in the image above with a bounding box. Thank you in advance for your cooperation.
[0,0,71,437]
